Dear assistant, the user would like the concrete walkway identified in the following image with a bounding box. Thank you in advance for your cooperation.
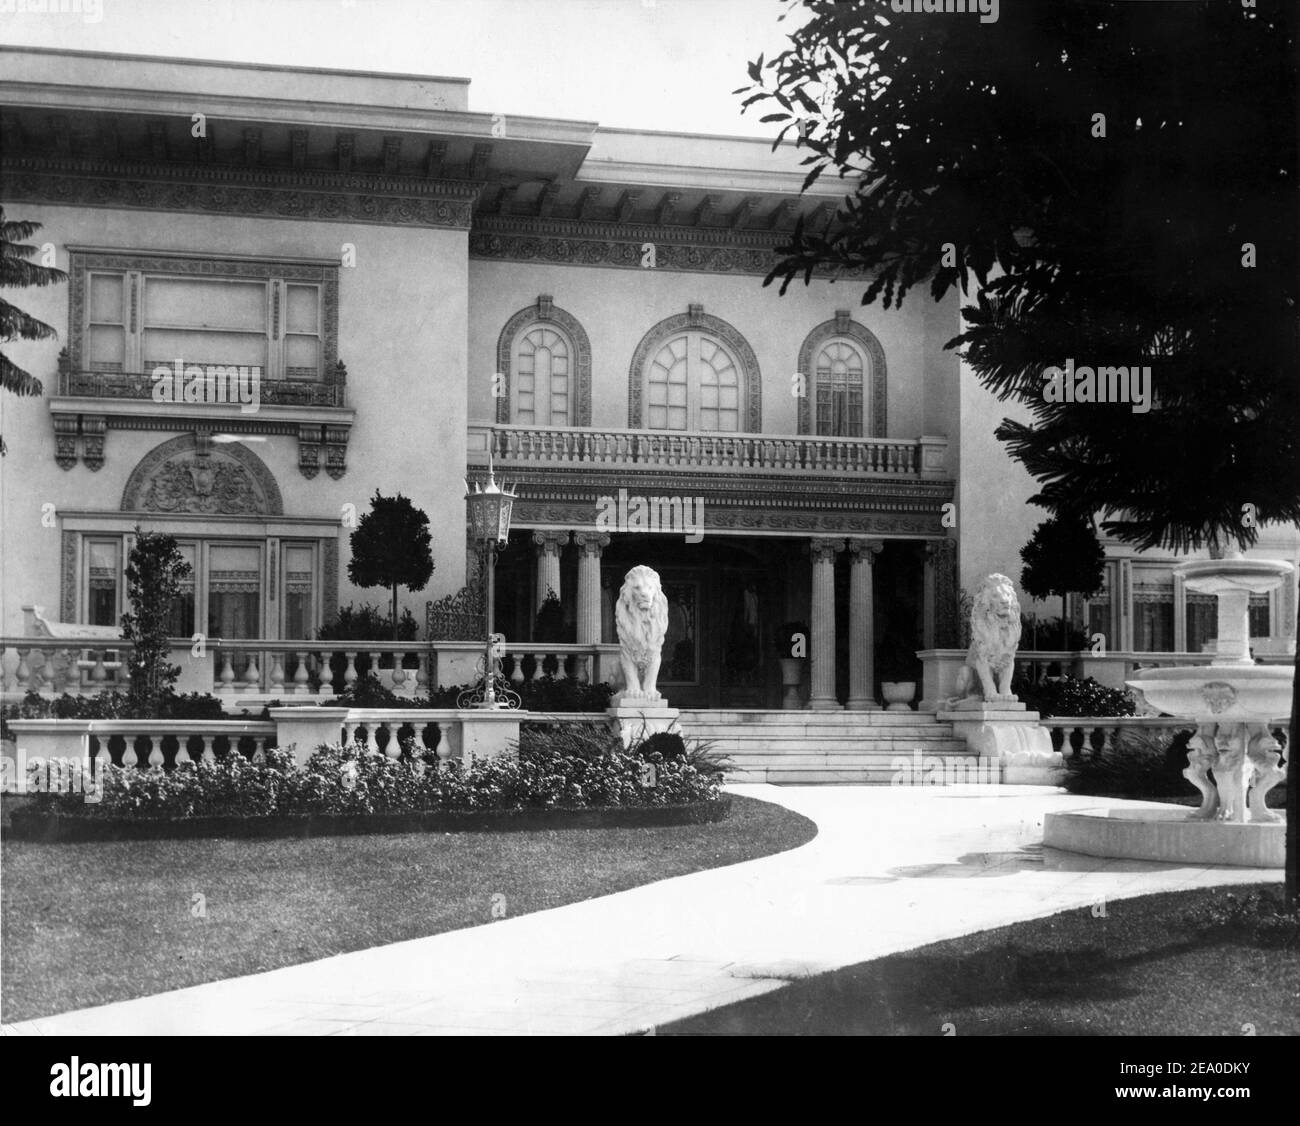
[4,785,1280,1036]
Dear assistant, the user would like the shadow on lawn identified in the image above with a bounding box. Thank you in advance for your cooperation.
[658,926,1219,1036]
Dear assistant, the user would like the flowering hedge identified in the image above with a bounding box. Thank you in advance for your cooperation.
[28,724,722,819]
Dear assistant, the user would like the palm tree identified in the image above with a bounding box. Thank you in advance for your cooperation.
[1,207,68,454]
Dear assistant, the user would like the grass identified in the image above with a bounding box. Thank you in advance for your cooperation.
[0,792,816,1023]
[659,884,1300,1036]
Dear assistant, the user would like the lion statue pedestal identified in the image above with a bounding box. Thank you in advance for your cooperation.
[936,573,1065,786]
[606,564,680,748]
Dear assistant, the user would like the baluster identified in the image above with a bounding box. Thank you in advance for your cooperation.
[292,651,310,695]
[385,725,402,760]
[343,651,358,689]
[553,654,568,682]
[218,651,236,692]
[196,736,214,765]
[242,651,261,693]
[511,653,526,686]
[527,654,540,683]
[64,647,83,695]
[343,722,358,747]
[369,651,381,689]
[270,652,286,694]
[364,722,380,756]
[147,736,164,769]
[252,739,266,766]
[16,647,32,693]
[0,646,8,694]
[175,736,193,767]
[95,737,112,770]
[123,738,138,769]
[415,652,429,696]
[36,649,56,695]
[391,652,408,692]
[575,654,590,686]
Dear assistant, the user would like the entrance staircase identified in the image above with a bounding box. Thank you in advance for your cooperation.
[676,709,985,784]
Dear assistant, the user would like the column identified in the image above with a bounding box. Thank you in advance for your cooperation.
[808,537,844,710]
[923,541,938,652]
[573,531,610,644]
[847,538,883,710]
[532,530,567,608]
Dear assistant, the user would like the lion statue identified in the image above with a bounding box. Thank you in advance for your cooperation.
[614,565,669,703]
[949,573,1021,705]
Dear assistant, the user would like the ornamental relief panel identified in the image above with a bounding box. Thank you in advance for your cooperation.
[121,435,284,516]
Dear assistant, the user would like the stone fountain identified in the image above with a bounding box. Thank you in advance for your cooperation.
[1044,549,1293,868]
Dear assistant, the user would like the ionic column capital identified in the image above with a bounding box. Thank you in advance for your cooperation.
[847,537,884,564]
[573,530,611,556]
[532,529,569,557]
[808,537,845,564]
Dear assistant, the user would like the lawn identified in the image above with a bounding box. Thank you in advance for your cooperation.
[0,792,816,1022]
[659,884,1300,1036]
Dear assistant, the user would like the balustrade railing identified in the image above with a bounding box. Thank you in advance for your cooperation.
[1037,714,1290,759]
[0,637,619,707]
[472,423,943,478]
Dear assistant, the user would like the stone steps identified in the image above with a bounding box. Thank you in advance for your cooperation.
[675,708,989,785]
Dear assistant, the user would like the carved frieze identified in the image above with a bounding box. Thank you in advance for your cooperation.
[121,434,284,515]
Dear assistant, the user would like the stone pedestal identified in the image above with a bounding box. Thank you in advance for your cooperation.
[607,702,681,748]
[269,707,349,766]
[937,702,1065,785]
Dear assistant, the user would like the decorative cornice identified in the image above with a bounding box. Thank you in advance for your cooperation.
[2,154,478,229]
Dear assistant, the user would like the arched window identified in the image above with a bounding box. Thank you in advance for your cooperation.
[629,305,761,431]
[514,324,572,426]
[797,311,887,437]
[814,338,866,437]
[496,296,592,426]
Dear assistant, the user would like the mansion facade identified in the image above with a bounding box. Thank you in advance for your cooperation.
[2,46,1296,711]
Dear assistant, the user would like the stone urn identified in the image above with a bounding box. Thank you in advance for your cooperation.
[881,681,916,711]
[778,658,805,709]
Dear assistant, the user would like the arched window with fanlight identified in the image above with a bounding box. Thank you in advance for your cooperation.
[514,324,572,426]
[797,311,888,438]
[496,295,593,426]
[814,338,866,437]
[628,304,762,432]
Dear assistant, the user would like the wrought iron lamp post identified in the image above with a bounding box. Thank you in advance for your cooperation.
[461,455,519,709]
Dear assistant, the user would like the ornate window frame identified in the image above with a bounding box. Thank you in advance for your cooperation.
[67,247,340,378]
[627,304,762,431]
[495,295,592,425]
[796,310,887,437]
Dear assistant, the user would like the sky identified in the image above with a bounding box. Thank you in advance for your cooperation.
[0,0,803,137]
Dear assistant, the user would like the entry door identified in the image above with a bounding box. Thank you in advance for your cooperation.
[717,567,767,707]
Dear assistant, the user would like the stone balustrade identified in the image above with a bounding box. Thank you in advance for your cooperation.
[470,423,948,479]
[6,718,278,772]
[1,638,621,708]
[1035,715,1290,759]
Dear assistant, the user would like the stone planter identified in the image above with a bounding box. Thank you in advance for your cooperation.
[881,681,916,711]
[778,658,805,709]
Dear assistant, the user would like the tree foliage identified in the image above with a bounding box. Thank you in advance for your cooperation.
[739,0,1299,553]
[1020,513,1106,647]
[346,491,435,637]
[1,207,69,454]
[120,528,192,718]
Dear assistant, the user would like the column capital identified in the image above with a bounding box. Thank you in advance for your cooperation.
[847,537,884,564]
[532,529,569,556]
[808,537,845,564]
[573,530,611,556]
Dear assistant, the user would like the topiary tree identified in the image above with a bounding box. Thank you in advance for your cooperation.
[346,491,435,638]
[120,528,192,719]
[1,207,68,456]
[1019,513,1107,649]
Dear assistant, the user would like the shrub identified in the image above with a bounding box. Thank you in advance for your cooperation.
[31,721,722,820]
[317,603,418,642]
[1182,887,1300,950]
[120,528,191,717]
[1062,727,1193,798]
[427,676,612,713]
[1014,674,1136,718]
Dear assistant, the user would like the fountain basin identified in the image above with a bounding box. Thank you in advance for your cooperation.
[1045,806,1284,867]
[1126,664,1292,721]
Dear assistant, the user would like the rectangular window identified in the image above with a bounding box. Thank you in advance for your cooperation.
[1249,594,1271,638]
[1131,566,1175,652]
[282,543,317,640]
[71,252,335,386]
[1187,592,1272,651]
[207,543,263,640]
[167,542,197,639]
[86,539,121,626]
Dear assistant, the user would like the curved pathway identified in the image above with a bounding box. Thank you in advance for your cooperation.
[3,785,1280,1036]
